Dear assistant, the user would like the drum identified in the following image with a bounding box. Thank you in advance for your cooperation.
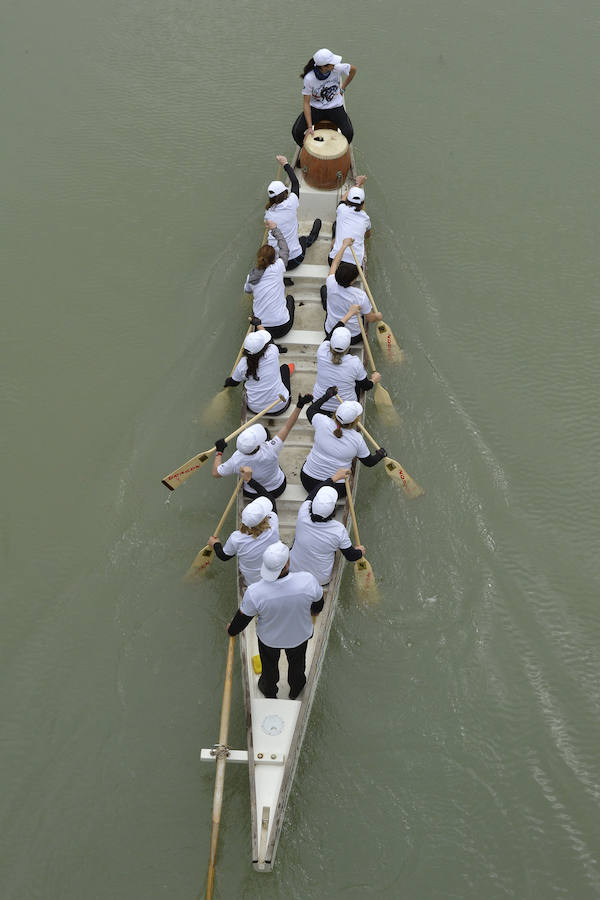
[300,127,351,190]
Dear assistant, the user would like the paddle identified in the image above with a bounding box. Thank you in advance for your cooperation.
[357,421,424,499]
[206,635,236,900]
[344,476,378,600]
[183,479,244,581]
[161,395,285,491]
[350,246,404,364]
[203,325,253,424]
[353,312,400,426]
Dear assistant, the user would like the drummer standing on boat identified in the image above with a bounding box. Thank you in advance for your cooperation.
[292,49,356,149]
[227,542,324,700]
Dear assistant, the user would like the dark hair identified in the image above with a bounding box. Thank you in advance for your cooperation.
[309,503,335,524]
[244,341,270,381]
[333,419,355,439]
[256,244,276,269]
[265,190,288,209]
[300,57,316,78]
[334,262,359,288]
[342,199,364,211]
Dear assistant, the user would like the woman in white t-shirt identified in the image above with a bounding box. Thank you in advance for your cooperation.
[224,327,292,415]
[208,494,280,586]
[213,393,313,499]
[322,236,383,344]
[313,326,380,410]
[264,154,321,271]
[300,390,386,497]
[291,48,357,148]
[329,178,371,267]
[289,470,365,585]
[243,222,295,339]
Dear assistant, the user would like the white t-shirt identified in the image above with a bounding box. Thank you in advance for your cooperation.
[241,571,323,648]
[217,436,285,493]
[324,274,372,338]
[303,413,370,480]
[330,204,371,264]
[265,194,302,261]
[312,341,368,411]
[289,501,352,585]
[244,258,289,327]
[222,512,280,585]
[302,63,351,110]
[233,344,289,413]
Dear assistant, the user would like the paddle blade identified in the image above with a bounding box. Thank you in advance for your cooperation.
[354,557,379,602]
[373,384,401,427]
[203,388,232,425]
[183,545,214,581]
[383,456,424,499]
[375,322,405,365]
[161,449,213,491]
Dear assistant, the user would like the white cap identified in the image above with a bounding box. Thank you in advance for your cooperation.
[267,180,287,197]
[313,48,342,66]
[335,400,363,424]
[347,186,365,204]
[311,486,338,517]
[241,496,273,527]
[236,424,267,454]
[260,541,290,582]
[330,326,351,352]
[244,330,271,354]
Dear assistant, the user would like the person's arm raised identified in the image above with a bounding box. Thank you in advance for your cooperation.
[329,237,354,277]
[276,394,313,442]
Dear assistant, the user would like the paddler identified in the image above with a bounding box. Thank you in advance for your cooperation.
[227,541,324,700]
[208,486,280,585]
[266,154,321,272]
[300,390,386,496]
[223,327,292,415]
[213,393,313,499]
[289,469,365,585]
[244,222,295,339]
[322,237,382,343]
[313,325,380,409]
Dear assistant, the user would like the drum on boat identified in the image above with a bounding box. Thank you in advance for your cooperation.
[300,124,351,190]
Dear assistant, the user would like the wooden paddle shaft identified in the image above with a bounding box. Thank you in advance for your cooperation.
[356,421,380,451]
[206,636,236,900]
[222,396,285,445]
[344,476,361,545]
[350,246,380,315]
[355,312,376,373]
[213,479,243,538]
[229,325,253,378]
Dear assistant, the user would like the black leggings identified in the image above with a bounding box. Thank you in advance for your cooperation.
[292,105,354,147]
[243,474,287,501]
[264,295,295,338]
[300,466,347,498]
[247,365,292,416]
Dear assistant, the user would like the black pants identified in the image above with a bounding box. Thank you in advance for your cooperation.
[257,637,308,699]
[300,466,347,498]
[247,365,292,417]
[264,295,295,339]
[292,105,354,147]
[243,475,287,501]
[287,225,320,270]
